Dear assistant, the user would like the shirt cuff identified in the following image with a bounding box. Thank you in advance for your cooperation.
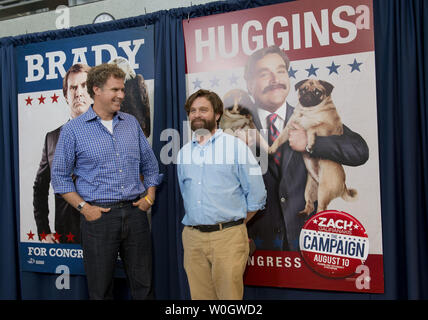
[52,182,76,195]
[247,202,266,212]
[143,173,164,189]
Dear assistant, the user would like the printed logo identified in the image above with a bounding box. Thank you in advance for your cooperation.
[299,210,369,278]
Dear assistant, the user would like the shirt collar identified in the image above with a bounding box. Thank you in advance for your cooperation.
[84,105,125,122]
[257,101,287,126]
[191,128,223,145]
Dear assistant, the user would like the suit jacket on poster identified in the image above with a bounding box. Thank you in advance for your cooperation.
[33,125,81,244]
[246,103,369,251]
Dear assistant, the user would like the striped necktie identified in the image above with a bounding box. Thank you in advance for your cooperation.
[267,113,281,166]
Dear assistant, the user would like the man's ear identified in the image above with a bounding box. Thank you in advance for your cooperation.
[93,85,101,96]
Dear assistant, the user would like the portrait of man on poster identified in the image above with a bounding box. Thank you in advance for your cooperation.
[33,63,93,244]
[108,56,152,138]
[243,45,369,251]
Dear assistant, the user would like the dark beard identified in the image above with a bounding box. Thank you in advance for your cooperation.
[191,117,217,133]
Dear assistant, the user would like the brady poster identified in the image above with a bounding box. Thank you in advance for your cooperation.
[183,0,383,293]
[17,26,154,275]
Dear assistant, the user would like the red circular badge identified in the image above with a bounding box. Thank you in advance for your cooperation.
[299,210,369,278]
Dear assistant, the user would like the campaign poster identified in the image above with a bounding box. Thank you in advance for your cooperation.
[183,0,383,293]
[17,26,154,275]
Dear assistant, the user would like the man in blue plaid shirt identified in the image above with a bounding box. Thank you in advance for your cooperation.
[52,63,161,300]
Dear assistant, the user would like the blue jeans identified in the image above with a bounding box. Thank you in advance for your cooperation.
[80,201,153,300]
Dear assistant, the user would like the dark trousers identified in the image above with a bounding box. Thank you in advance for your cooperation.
[80,202,153,300]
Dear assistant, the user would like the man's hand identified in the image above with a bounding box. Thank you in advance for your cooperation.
[245,211,257,224]
[81,204,110,222]
[235,129,255,147]
[288,122,308,152]
[133,186,156,212]
[41,233,59,244]
[132,197,152,212]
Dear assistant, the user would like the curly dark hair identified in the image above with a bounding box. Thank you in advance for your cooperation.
[184,89,224,122]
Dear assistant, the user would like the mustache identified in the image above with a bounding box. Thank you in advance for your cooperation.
[191,118,206,124]
[262,83,287,94]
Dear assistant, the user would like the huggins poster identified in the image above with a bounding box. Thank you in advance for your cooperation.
[183,0,383,293]
[18,26,154,275]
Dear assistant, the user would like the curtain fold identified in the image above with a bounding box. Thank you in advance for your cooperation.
[373,0,428,299]
[150,11,189,300]
[0,44,20,299]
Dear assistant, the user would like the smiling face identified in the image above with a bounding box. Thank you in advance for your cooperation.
[188,96,220,135]
[247,53,291,113]
[92,76,125,120]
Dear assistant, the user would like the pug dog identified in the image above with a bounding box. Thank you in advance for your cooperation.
[220,89,269,152]
[269,79,357,215]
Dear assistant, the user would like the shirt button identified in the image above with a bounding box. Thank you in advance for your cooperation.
[280,197,286,203]
[119,169,123,173]
[116,153,119,156]
[197,200,201,204]
[121,186,124,189]
[198,182,201,185]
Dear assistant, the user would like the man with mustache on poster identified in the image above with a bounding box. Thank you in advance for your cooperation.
[33,63,92,244]
[177,89,266,299]
[244,46,369,251]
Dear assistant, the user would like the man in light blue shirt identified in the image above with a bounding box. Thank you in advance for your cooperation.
[177,89,266,300]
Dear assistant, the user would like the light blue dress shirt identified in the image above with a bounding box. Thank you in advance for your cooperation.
[177,129,266,226]
[51,106,161,203]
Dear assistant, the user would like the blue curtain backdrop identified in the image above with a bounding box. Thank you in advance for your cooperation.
[150,10,189,300]
[0,0,427,300]
[372,0,428,299]
[0,44,20,300]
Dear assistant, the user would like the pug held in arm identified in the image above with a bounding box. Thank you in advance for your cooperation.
[269,79,358,216]
[220,89,269,151]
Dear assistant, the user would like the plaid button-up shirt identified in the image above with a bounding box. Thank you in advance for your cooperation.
[51,106,161,203]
